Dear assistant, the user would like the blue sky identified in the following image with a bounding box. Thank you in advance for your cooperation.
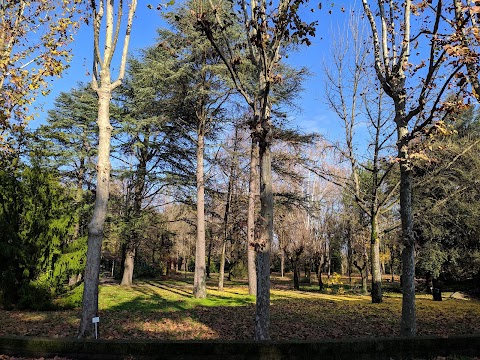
[34,1,351,143]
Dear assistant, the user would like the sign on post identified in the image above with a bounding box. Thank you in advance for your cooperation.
[92,316,100,339]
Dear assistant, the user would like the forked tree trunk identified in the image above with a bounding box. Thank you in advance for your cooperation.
[354,259,368,295]
[370,213,383,303]
[193,126,207,298]
[77,0,137,339]
[247,136,258,296]
[78,88,112,338]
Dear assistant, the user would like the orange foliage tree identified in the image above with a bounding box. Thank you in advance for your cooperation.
[0,0,82,151]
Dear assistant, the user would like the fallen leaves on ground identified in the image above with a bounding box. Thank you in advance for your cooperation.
[0,278,479,341]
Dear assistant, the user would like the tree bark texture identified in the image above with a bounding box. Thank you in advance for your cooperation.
[293,259,300,290]
[120,245,135,286]
[78,89,112,338]
[121,148,148,285]
[206,237,212,278]
[78,0,137,338]
[254,106,273,341]
[370,213,383,303]
[280,250,285,278]
[317,266,324,291]
[247,136,258,296]
[398,125,416,337]
[218,240,226,291]
[194,128,207,298]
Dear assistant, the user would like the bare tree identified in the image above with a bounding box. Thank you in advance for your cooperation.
[361,0,462,336]
[219,128,241,291]
[323,12,398,303]
[78,0,137,338]
[195,0,316,339]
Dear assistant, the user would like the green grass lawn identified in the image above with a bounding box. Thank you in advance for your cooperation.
[0,273,479,341]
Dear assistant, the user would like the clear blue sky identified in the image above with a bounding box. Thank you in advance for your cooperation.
[34,1,351,142]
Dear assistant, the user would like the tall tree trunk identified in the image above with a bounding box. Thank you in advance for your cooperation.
[292,258,300,290]
[254,103,273,340]
[425,272,433,294]
[354,259,368,295]
[121,156,146,286]
[398,124,416,336]
[78,87,112,338]
[247,136,258,296]
[347,229,353,285]
[69,170,84,286]
[207,236,212,278]
[193,126,207,298]
[362,266,368,295]
[78,0,137,337]
[219,130,237,291]
[318,271,324,291]
[73,164,84,241]
[370,212,383,303]
[120,245,135,286]
[218,240,226,291]
[317,258,325,291]
[280,249,285,278]
[304,261,311,284]
[390,244,396,283]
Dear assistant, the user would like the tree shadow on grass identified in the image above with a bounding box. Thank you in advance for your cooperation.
[143,280,193,297]
[2,280,480,341]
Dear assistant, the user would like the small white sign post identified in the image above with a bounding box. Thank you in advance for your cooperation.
[92,316,100,339]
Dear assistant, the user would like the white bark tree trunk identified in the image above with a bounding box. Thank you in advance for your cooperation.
[78,88,112,338]
[78,0,137,338]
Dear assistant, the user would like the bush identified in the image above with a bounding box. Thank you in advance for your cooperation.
[207,258,218,274]
[134,262,163,278]
[229,261,247,279]
[55,283,84,309]
[17,279,55,311]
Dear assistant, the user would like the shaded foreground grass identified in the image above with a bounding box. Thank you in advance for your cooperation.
[0,275,479,341]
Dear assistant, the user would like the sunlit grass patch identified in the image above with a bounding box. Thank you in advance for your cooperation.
[2,277,480,340]
[97,280,256,312]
